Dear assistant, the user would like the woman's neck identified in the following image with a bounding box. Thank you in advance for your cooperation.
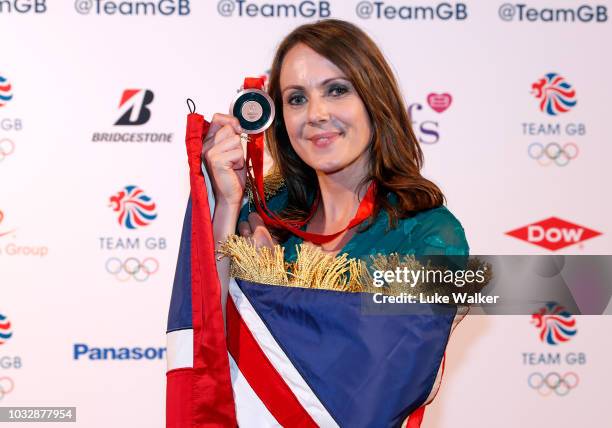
[312,156,370,232]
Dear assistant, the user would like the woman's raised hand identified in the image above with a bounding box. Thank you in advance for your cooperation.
[201,113,246,209]
[238,212,278,249]
[202,113,277,249]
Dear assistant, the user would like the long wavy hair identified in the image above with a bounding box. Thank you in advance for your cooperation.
[265,19,444,239]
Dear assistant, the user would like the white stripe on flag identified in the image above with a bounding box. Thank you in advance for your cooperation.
[201,160,216,215]
[229,279,340,428]
[229,354,282,427]
[166,329,193,371]
[202,160,249,219]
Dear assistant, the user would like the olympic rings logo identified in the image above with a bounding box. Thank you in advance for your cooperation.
[528,142,579,167]
[105,257,159,282]
[0,138,15,162]
[528,372,579,397]
[0,376,14,400]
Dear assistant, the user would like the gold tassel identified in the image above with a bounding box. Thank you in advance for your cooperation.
[218,235,491,296]
[218,235,288,285]
[218,235,365,291]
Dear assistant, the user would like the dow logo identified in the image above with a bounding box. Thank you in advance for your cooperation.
[506,217,601,251]
[531,73,577,116]
[115,89,154,126]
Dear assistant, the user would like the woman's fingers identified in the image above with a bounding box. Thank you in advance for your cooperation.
[248,212,277,249]
[203,125,241,158]
[203,134,245,176]
[237,221,252,238]
[221,148,245,170]
[206,113,242,140]
[200,114,247,208]
[202,114,242,158]
[205,137,242,162]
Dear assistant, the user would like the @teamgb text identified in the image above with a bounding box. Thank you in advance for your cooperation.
[0,138,15,161]
[528,372,579,397]
[105,257,159,282]
[528,142,578,167]
[0,377,15,400]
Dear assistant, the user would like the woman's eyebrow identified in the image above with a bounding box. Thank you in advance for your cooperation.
[281,77,350,95]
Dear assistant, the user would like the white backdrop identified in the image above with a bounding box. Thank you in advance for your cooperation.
[1,0,610,427]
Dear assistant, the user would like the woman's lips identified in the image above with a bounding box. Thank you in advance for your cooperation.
[308,132,341,148]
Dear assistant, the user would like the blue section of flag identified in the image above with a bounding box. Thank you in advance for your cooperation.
[167,198,193,332]
[237,279,456,428]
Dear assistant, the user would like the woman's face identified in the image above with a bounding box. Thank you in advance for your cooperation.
[279,43,372,176]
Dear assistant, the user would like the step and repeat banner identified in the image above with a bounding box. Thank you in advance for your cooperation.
[1,1,611,427]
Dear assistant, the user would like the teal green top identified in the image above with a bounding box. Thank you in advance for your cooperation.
[237,187,469,264]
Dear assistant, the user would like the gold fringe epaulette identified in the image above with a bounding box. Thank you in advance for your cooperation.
[218,235,365,292]
[218,235,492,297]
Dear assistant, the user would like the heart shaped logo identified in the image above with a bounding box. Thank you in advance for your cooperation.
[427,93,452,113]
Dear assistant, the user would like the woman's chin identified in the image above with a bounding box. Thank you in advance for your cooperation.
[310,160,348,175]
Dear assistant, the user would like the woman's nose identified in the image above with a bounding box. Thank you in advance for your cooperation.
[307,95,330,124]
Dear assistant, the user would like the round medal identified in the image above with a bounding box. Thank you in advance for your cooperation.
[230,88,275,134]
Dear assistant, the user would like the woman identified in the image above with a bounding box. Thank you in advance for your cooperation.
[204,19,467,263]
[202,19,468,427]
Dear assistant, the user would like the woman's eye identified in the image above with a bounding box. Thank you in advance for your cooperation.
[287,94,306,105]
[329,84,349,97]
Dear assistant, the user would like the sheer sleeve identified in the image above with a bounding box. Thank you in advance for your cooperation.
[409,208,471,404]
[410,207,470,257]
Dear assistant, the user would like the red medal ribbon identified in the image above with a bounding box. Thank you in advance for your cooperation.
[243,77,377,245]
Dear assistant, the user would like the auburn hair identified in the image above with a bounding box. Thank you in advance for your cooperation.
[265,19,444,239]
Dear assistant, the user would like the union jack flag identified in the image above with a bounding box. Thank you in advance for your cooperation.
[166,113,456,427]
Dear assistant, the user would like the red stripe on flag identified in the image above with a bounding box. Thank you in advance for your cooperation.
[166,368,193,428]
[406,406,425,428]
[227,297,319,428]
[185,113,237,426]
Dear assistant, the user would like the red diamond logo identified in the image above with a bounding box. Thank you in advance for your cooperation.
[506,217,602,251]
